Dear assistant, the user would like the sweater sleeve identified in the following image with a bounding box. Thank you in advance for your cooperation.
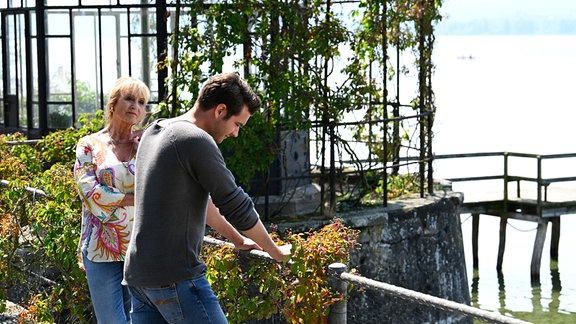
[174,125,260,231]
[74,136,126,222]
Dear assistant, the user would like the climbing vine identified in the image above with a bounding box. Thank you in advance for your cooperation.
[156,0,443,205]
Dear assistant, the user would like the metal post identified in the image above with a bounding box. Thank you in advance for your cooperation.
[536,156,542,217]
[328,263,347,324]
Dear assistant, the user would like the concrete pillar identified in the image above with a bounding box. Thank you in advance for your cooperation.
[328,263,348,324]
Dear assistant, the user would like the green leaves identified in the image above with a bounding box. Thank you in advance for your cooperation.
[36,110,104,167]
[205,219,359,323]
[0,121,97,322]
[158,1,441,207]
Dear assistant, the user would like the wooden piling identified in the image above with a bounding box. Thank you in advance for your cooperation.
[531,219,548,283]
[472,213,480,269]
[550,218,560,261]
[496,216,507,273]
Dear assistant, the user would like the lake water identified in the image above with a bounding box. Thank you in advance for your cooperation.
[432,35,576,323]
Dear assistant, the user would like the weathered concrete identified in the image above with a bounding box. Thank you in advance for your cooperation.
[274,192,471,323]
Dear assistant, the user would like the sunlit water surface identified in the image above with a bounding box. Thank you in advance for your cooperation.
[433,35,576,324]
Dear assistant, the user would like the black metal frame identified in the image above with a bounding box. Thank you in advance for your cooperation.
[0,0,170,137]
[1,0,435,216]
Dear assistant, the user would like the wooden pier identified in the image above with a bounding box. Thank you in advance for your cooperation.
[435,152,576,283]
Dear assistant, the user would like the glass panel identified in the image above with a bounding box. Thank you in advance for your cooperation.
[23,0,35,8]
[4,14,16,127]
[30,38,38,102]
[99,10,126,91]
[7,15,17,94]
[46,11,70,36]
[148,73,159,103]
[47,104,73,129]
[75,79,99,118]
[0,98,4,124]
[29,9,36,37]
[18,90,27,129]
[3,0,21,9]
[47,38,72,102]
[45,0,80,6]
[118,40,130,77]
[130,7,156,34]
[29,26,38,129]
[16,14,27,129]
[80,0,117,5]
[130,36,157,86]
[49,78,71,102]
[80,0,156,5]
[73,10,101,118]
[120,0,155,5]
[166,7,175,34]
[0,32,3,124]
[31,103,39,128]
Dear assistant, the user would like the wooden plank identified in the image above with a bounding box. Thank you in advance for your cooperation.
[502,213,542,223]
[462,198,576,218]
[460,200,506,215]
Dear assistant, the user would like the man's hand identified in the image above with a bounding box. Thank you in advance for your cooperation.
[233,237,262,251]
[206,199,292,263]
[269,244,292,263]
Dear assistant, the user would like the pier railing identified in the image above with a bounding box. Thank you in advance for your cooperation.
[434,151,576,216]
[433,151,576,282]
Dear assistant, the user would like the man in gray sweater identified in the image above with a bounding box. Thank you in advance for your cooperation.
[123,73,291,323]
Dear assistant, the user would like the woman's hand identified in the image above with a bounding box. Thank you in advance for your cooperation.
[131,136,140,152]
[117,193,135,207]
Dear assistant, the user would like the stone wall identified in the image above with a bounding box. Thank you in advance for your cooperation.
[275,192,471,323]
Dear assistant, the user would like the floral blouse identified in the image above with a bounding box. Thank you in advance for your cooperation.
[74,134,136,263]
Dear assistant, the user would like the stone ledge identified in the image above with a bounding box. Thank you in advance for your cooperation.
[1,300,26,323]
[270,191,464,233]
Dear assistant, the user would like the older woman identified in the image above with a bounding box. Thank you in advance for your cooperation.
[74,77,150,323]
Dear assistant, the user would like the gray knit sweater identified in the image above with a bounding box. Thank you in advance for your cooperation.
[123,118,259,287]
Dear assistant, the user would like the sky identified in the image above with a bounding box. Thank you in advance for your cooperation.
[436,0,576,34]
[440,0,576,19]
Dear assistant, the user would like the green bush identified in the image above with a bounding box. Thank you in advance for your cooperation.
[1,115,360,322]
[0,115,99,323]
[205,219,359,323]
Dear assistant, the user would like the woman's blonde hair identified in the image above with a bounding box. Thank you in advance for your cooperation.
[104,77,151,125]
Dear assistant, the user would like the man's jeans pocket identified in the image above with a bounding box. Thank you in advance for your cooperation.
[130,284,184,323]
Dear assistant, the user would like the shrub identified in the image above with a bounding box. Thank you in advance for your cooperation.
[1,110,360,323]
[205,219,360,323]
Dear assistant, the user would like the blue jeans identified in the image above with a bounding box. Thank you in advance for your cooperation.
[82,253,130,324]
[128,275,227,324]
